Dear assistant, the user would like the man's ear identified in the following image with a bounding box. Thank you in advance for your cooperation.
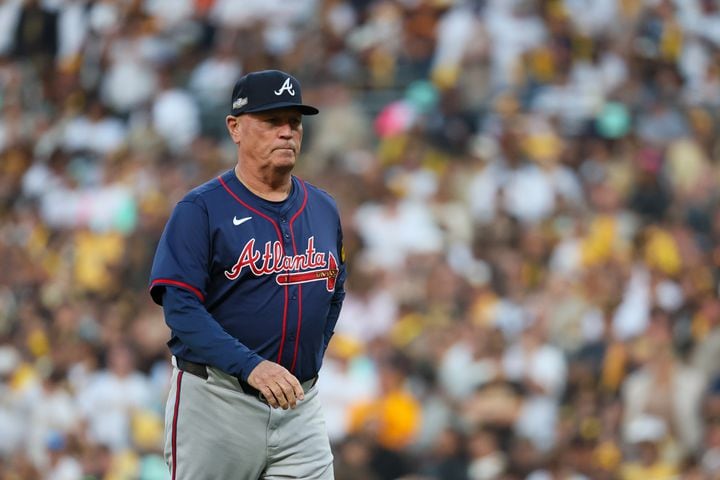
[226,115,241,143]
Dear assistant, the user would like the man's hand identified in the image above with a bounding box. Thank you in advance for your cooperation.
[247,360,305,409]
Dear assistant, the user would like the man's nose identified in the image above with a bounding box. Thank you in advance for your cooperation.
[277,122,293,137]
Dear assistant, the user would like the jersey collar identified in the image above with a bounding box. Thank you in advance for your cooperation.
[221,169,302,216]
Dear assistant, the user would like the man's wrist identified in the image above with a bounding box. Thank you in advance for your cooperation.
[237,353,265,382]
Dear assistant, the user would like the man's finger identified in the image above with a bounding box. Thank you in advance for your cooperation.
[280,378,303,409]
[279,380,298,409]
[261,384,281,409]
[292,379,305,404]
[270,382,293,410]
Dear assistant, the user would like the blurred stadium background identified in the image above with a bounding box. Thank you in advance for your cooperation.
[1,0,720,479]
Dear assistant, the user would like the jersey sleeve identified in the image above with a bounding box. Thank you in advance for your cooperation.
[162,286,265,379]
[149,199,210,305]
[323,217,347,351]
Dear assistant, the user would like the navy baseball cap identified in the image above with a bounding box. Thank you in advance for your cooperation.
[230,70,319,116]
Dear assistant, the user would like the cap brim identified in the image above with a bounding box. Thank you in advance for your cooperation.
[235,101,319,116]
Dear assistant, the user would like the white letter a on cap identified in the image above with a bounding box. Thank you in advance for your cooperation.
[274,77,295,96]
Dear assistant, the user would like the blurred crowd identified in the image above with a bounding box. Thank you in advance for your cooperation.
[1,0,720,479]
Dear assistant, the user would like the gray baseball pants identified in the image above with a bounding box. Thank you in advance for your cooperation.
[163,361,334,479]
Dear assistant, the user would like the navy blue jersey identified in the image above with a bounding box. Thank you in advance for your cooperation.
[149,169,346,382]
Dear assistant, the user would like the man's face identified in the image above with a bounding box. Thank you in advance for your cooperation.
[229,108,304,173]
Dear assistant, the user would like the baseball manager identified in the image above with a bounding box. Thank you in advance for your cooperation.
[149,70,346,479]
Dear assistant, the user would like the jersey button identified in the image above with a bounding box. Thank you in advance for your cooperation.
[284,233,290,239]
[280,217,287,223]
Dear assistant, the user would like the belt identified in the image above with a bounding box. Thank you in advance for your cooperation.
[176,358,317,402]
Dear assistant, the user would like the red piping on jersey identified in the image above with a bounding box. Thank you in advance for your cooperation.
[171,370,183,480]
[218,175,284,240]
[151,279,205,302]
[218,175,290,367]
[288,180,308,373]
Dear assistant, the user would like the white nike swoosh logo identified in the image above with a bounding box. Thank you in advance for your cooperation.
[233,216,252,226]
